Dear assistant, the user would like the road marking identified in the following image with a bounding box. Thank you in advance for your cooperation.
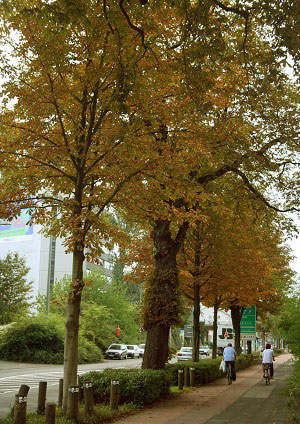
[0,371,88,395]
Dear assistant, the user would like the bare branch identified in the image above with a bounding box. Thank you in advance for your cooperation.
[232,168,300,212]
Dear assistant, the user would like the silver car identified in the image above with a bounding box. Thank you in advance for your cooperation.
[105,344,128,360]
[138,343,145,357]
[126,344,140,358]
[176,346,193,361]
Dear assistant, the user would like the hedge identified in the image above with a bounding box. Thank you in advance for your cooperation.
[79,355,254,408]
[80,368,171,406]
[166,354,253,385]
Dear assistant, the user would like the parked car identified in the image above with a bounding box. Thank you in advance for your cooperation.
[105,344,128,360]
[176,346,193,361]
[126,344,140,358]
[138,343,145,357]
[200,346,210,356]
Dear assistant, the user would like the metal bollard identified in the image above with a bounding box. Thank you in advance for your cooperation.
[67,385,79,420]
[83,382,94,415]
[184,367,190,387]
[37,381,47,414]
[178,369,184,390]
[110,380,119,410]
[45,402,56,424]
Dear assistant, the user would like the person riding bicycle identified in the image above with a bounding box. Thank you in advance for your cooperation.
[223,343,237,381]
[262,343,275,379]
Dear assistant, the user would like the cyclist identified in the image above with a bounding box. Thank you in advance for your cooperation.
[262,343,275,379]
[223,343,236,381]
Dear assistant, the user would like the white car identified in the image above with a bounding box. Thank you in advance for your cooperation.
[126,344,140,358]
[176,346,193,361]
[105,344,128,360]
[200,346,210,356]
[138,343,145,357]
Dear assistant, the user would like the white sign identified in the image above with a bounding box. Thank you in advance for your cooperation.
[241,334,256,340]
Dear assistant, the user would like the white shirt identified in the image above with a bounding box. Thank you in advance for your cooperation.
[262,349,274,363]
[223,346,235,361]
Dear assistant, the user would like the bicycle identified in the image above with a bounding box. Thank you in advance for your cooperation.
[227,362,232,385]
[263,363,270,385]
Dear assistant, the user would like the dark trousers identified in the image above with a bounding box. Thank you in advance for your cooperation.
[263,363,274,377]
[225,361,236,381]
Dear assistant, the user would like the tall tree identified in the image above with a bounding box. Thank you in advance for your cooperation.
[0,0,172,410]
[0,252,33,325]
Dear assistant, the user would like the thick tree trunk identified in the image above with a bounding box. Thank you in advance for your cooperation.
[142,324,170,369]
[142,219,188,369]
[212,302,218,359]
[63,247,85,413]
[230,305,242,355]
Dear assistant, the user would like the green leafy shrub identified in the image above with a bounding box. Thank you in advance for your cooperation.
[78,335,104,363]
[235,354,253,370]
[166,359,222,385]
[0,321,64,363]
[166,354,253,386]
[80,368,171,406]
[0,315,104,364]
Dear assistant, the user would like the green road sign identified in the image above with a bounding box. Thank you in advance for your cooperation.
[240,306,256,334]
[184,325,193,338]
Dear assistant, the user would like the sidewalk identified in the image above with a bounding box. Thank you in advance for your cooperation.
[114,353,293,424]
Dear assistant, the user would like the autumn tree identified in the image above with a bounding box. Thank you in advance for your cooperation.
[0,0,183,410]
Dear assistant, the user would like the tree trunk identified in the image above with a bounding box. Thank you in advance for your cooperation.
[192,296,200,362]
[142,219,188,369]
[212,302,218,359]
[230,305,242,355]
[192,224,201,362]
[246,339,252,354]
[63,247,85,413]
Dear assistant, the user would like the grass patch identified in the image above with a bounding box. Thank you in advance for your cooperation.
[0,404,139,424]
[170,385,195,393]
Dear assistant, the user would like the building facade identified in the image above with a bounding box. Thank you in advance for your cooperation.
[0,211,113,301]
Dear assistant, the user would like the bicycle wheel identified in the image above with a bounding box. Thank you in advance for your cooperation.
[265,368,270,385]
[227,365,232,385]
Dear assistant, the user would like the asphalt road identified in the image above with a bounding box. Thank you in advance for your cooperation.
[0,357,143,418]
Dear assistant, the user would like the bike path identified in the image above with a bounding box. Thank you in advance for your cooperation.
[115,353,292,424]
[205,360,291,424]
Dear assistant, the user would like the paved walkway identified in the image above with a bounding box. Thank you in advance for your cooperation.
[115,353,293,424]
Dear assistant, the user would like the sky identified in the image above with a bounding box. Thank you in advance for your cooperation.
[288,235,300,276]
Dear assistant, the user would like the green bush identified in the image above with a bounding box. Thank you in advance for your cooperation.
[235,354,253,370]
[78,336,104,363]
[0,316,104,364]
[0,321,64,364]
[166,359,222,385]
[80,368,171,406]
[166,354,253,386]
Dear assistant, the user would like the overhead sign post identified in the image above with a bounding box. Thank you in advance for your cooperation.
[240,306,256,340]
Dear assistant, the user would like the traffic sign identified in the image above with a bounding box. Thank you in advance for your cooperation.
[240,306,256,334]
[184,325,193,338]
